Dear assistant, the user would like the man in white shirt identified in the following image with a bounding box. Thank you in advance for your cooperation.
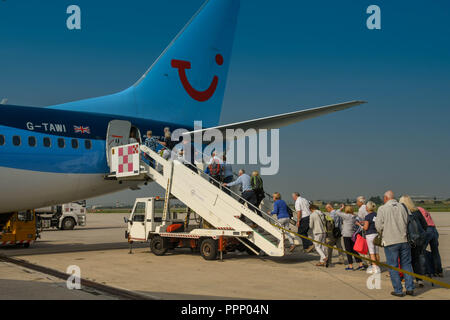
[205,151,224,186]
[207,151,223,165]
[292,192,314,252]
[357,196,368,220]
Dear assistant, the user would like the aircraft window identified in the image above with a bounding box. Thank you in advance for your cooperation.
[12,135,21,146]
[71,139,79,149]
[57,138,65,148]
[28,136,36,147]
[85,139,92,150]
[43,137,51,148]
[0,135,4,146]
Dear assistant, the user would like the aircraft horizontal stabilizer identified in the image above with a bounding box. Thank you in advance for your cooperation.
[183,100,366,139]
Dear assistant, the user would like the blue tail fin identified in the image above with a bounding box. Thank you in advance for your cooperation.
[50,0,240,128]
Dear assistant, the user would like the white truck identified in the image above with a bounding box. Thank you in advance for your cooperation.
[125,197,256,260]
[36,201,87,231]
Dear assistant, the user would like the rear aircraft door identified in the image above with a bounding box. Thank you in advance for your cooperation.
[106,120,132,167]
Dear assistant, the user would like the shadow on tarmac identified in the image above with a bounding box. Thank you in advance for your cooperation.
[0,242,147,257]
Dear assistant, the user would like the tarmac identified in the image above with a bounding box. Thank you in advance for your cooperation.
[1,212,449,300]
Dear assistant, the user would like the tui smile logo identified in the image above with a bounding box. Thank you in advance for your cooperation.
[171,54,223,102]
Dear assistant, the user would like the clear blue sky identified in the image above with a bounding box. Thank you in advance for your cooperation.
[1,0,449,204]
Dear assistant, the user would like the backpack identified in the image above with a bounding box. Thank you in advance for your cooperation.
[403,204,426,248]
[251,175,263,190]
[320,213,334,238]
[208,158,222,178]
[332,224,342,239]
[332,213,342,238]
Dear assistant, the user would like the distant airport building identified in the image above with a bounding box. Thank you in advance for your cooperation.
[411,196,440,204]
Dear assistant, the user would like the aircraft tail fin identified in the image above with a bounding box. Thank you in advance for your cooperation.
[49,0,240,128]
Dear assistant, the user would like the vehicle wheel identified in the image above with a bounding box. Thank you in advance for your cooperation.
[150,236,168,256]
[61,217,75,230]
[200,238,218,261]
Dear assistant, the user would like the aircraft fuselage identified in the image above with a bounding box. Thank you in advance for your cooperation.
[0,105,188,213]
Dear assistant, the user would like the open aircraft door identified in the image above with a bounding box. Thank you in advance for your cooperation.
[106,120,132,168]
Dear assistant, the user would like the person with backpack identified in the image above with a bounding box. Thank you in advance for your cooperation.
[251,171,265,208]
[269,192,296,252]
[325,203,346,266]
[375,190,415,297]
[399,195,429,287]
[224,169,258,213]
[308,204,328,266]
[359,201,381,274]
[204,151,223,187]
[418,206,443,277]
[336,205,366,271]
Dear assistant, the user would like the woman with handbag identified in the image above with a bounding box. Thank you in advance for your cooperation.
[336,205,366,271]
[359,201,381,274]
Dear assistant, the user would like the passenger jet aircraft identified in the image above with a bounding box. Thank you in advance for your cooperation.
[0,0,365,214]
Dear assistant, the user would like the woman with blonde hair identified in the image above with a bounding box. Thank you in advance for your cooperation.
[336,205,366,271]
[399,195,429,287]
[251,170,265,207]
[359,201,380,274]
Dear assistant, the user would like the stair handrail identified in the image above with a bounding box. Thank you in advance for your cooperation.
[229,172,298,227]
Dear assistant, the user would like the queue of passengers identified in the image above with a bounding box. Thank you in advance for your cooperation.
[269,191,443,297]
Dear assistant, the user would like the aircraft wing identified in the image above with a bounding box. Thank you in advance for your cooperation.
[183,100,366,139]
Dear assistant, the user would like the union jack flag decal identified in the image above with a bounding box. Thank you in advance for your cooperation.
[73,125,91,134]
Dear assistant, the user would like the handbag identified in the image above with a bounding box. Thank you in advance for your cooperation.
[373,231,383,247]
[353,234,368,255]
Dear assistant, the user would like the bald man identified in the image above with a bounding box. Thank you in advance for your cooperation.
[376,190,415,297]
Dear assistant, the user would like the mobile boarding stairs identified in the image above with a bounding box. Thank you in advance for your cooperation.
[106,143,297,259]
